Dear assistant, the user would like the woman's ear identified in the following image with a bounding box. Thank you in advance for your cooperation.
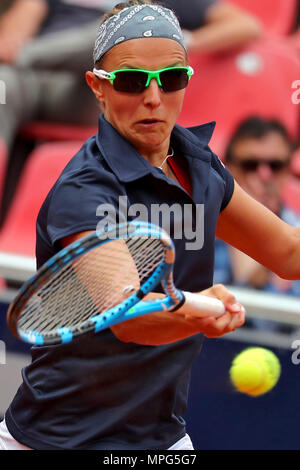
[85,71,105,104]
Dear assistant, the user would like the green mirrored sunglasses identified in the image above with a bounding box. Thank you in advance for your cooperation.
[93,65,194,93]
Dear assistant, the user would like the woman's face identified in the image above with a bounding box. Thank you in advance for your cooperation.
[87,38,187,157]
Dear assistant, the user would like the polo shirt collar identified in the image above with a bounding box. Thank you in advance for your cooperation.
[96,114,216,183]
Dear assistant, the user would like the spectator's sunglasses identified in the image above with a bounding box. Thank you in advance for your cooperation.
[93,66,194,93]
[232,158,290,173]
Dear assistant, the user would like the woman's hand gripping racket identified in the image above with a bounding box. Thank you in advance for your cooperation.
[7,221,226,346]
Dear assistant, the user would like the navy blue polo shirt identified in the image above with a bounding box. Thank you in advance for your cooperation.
[5,115,234,450]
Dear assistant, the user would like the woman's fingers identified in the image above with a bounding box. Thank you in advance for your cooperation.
[184,284,246,338]
[200,283,245,315]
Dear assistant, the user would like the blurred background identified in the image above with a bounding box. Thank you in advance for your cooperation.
[0,0,299,450]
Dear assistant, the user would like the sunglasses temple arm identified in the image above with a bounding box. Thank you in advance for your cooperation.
[93,68,115,84]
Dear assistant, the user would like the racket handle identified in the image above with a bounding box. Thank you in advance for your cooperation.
[182,291,226,318]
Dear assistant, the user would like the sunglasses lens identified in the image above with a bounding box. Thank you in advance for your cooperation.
[160,69,189,92]
[112,68,190,93]
[240,160,287,172]
[113,71,148,93]
[269,161,287,172]
[241,160,259,172]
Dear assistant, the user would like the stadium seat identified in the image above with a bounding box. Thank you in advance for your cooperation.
[0,139,7,205]
[289,28,300,56]
[19,121,97,142]
[179,38,300,160]
[0,141,83,257]
[0,140,7,287]
[227,0,298,35]
[0,122,97,223]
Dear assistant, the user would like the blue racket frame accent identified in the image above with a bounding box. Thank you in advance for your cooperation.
[8,221,184,346]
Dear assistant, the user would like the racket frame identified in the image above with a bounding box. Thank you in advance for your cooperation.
[7,222,182,345]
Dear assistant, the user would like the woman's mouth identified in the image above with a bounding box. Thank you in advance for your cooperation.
[137,119,162,126]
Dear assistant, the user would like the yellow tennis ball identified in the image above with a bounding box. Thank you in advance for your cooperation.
[229,347,281,397]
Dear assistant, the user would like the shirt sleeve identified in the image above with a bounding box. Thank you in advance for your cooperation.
[162,0,219,30]
[46,166,125,247]
[211,153,235,211]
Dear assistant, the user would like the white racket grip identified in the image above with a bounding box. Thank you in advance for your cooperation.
[182,291,226,318]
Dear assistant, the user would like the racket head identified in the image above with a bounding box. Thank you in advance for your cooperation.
[7,221,175,346]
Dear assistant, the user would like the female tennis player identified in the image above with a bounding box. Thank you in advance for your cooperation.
[1,0,299,450]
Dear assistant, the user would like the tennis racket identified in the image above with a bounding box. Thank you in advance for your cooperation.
[7,221,225,346]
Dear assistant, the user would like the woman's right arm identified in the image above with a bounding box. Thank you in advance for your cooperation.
[61,232,245,346]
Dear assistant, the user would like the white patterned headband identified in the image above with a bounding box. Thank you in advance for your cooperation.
[93,4,186,64]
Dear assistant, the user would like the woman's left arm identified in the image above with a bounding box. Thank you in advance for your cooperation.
[216,181,300,280]
[184,1,262,53]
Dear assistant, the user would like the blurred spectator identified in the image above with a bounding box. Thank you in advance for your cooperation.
[162,0,262,53]
[0,0,262,151]
[0,0,262,220]
[214,116,300,298]
[0,1,115,148]
[0,0,115,220]
[291,148,300,176]
[289,27,300,55]
[0,0,12,15]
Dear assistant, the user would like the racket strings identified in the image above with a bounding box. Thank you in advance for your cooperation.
[17,236,165,336]
[19,251,130,332]
[127,237,164,279]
